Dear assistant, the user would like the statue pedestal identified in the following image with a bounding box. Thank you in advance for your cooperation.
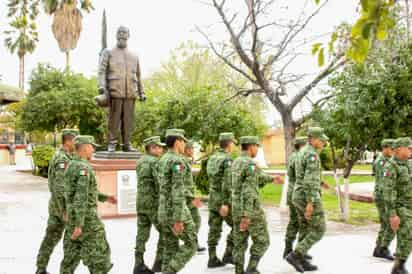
[91,151,142,219]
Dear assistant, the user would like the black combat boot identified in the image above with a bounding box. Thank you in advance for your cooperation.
[208,256,226,268]
[133,263,154,274]
[304,253,313,260]
[392,259,409,274]
[222,251,234,265]
[35,269,50,274]
[151,260,162,272]
[285,251,305,273]
[283,242,293,259]
[380,247,395,261]
[301,258,318,271]
[245,256,261,274]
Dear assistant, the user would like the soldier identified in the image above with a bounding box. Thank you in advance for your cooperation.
[134,136,166,274]
[283,136,308,259]
[60,135,117,274]
[384,137,412,274]
[182,140,206,253]
[231,136,277,274]
[158,129,197,274]
[98,26,146,152]
[206,132,237,268]
[286,127,328,273]
[35,129,78,274]
[373,139,395,260]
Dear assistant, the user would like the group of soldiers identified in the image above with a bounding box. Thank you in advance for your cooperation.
[33,125,412,274]
[372,137,412,274]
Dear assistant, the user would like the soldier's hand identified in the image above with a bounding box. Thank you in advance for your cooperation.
[240,217,251,232]
[305,202,314,220]
[273,175,283,184]
[172,221,185,235]
[219,205,229,217]
[71,227,82,240]
[192,198,203,208]
[390,215,400,231]
[107,195,118,205]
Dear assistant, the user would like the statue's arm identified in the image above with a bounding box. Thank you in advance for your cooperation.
[136,56,145,99]
[98,49,110,94]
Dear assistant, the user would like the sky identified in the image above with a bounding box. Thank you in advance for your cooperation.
[0,0,359,124]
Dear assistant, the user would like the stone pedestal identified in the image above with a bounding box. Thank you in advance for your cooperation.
[91,151,142,219]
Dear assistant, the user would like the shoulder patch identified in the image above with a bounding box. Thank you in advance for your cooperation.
[248,164,256,172]
[173,163,184,173]
[308,154,318,162]
[79,169,88,176]
[383,170,391,177]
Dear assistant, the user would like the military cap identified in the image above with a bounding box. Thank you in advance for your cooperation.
[381,139,395,148]
[393,137,412,148]
[165,129,188,142]
[62,129,79,137]
[294,136,307,145]
[239,136,260,145]
[219,132,237,144]
[74,135,99,147]
[143,136,165,147]
[307,127,329,142]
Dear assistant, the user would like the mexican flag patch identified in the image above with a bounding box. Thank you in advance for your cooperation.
[173,163,184,173]
[59,162,65,169]
[248,164,256,172]
[79,169,88,176]
[383,170,390,177]
[380,160,386,166]
[309,155,317,162]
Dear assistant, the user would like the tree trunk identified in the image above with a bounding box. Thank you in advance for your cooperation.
[65,50,70,73]
[19,55,25,91]
[281,111,295,163]
[331,143,345,219]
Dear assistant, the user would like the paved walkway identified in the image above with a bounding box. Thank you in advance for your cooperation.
[0,165,404,274]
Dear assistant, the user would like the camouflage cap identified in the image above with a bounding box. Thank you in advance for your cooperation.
[165,129,188,142]
[294,136,308,145]
[62,129,79,137]
[381,138,395,148]
[393,137,412,148]
[239,136,260,145]
[143,136,165,147]
[74,135,99,147]
[185,140,195,149]
[307,127,329,142]
[219,132,237,144]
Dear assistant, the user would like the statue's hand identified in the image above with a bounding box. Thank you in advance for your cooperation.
[139,94,147,102]
[98,87,107,95]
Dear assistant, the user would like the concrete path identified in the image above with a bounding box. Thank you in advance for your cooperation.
[0,165,404,274]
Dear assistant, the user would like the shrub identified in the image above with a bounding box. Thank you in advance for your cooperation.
[194,158,210,195]
[32,145,55,177]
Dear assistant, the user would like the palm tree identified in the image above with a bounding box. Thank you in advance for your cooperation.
[42,0,93,72]
[4,0,40,91]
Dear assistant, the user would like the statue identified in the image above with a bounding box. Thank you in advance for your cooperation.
[97,26,146,152]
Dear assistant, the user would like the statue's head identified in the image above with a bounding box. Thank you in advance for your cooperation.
[116,26,130,49]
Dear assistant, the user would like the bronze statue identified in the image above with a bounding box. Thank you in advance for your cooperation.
[97,26,146,152]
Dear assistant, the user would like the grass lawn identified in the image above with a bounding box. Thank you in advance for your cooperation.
[259,174,378,225]
[267,164,372,172]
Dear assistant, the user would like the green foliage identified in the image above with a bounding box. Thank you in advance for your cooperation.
[32,145,55,177]
[319,146,346,171]
[194,158,209,195]
[21,64,106,142]
[132,42,267,147]
[42,0,93,14]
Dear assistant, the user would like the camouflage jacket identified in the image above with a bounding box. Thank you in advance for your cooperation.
[182,156,195,203]
[158,151,191,225]
[48,148,72,217]
[207,149,233,211]
[373,154,391,197]
[231,152,273,219]
[382,157,411,217]
[64,156,108,231]
[136,154,160,214]
[293,144,322,204]
[286,151,298,204]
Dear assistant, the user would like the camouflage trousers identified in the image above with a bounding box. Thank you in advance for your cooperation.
[375,196,395,248]
[207,209,233,257]
[395,208,412,260]
[233,212,270,274]
[188,202,201,234]
[36,214,65,270]
[285,202,306,247]
[60,227,112,274]
[161,219,197,272]
[135,211,163,265]
[293,198,326,256]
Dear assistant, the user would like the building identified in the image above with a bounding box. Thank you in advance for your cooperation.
[262,128,286,166]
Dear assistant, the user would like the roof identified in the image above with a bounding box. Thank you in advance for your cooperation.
[0,83,25,105]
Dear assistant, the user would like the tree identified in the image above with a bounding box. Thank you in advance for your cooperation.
[21,64,106,142]
[132,42,267,147]
[4,0,40,90]
[199,0,346,162]
[41,0,93,72]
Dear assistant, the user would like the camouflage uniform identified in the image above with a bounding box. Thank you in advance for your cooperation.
[374,148,395,250]
[232,136,273,274]
[183,156,201,239]
[134,149,163,268]
[60,136,112,274]
[292,143,326,257]
[36,148,73,272]
[158,129,197,273]
[207,148,234,260]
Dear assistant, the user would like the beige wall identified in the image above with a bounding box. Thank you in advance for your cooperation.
[262,129,285,165]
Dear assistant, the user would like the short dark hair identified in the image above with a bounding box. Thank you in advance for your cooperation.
[241,143,252,151]
[220,140,232,149]
[294,143,301,150]
[166,136,180,148]
[62,135,75,145]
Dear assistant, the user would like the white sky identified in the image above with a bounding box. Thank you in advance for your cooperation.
[0,0,359,124]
